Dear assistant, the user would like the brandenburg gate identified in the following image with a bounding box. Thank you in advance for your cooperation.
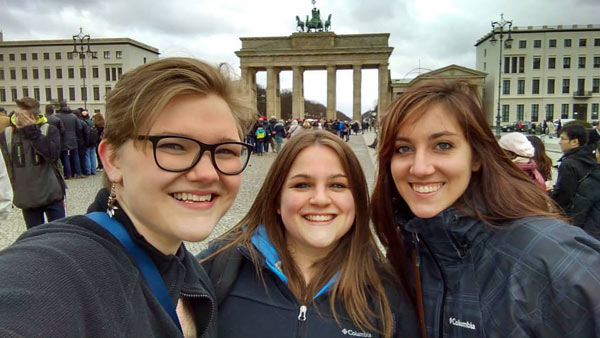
[236,32,393,120]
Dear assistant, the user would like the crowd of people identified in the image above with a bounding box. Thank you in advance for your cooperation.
[0,58,598,338]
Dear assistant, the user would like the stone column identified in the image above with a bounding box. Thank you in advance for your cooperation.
[241,66,257,112]
[292,66,305,120]
[327,65,336,120]
[353,65,362,121]
[266,67,281,119]
[378,64,390,119]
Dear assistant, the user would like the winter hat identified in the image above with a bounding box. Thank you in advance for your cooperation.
[499,132,535,158]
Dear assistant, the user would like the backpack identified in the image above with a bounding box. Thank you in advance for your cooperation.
[567,166,600,240]
[256,128,266,140]
[87,124,100,147]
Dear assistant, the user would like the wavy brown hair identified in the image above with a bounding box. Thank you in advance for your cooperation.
[206,130,395,337]
[371,80,561,300]
[527,135,552,181]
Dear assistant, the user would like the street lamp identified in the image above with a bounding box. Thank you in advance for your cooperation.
[68,28,96,110]
[490,14,513,137]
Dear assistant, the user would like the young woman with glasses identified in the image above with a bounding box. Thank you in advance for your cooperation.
[199,130,419,338]
[0,58,255,337]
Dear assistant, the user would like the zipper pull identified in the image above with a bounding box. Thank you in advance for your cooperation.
[298,305,307,321]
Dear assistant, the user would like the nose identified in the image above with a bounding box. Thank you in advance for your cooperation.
[309,185,331,206]
[184,151,220,183]
[409,150,435,177]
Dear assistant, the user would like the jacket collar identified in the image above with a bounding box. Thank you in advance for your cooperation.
[398,207,486,262]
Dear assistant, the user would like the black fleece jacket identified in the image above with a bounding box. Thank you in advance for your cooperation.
[0,191,217,338]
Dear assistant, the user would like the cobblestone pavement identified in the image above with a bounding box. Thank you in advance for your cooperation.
[0,132,377,254]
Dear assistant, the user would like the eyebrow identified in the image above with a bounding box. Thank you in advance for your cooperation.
[152,132,239,142]
[395,131,459,142]
[288,173,347,180]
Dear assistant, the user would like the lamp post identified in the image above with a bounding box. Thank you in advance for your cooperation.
[490,14,513,137]
[68,28,96,110]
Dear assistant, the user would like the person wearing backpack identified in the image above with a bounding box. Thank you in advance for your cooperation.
[255,124,266,156]
[81,110,98,175]
[0,97,65,228]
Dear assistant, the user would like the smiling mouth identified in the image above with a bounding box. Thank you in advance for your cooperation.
[411,183,443,194]
[304,214,335,222]
[171,192,213,203]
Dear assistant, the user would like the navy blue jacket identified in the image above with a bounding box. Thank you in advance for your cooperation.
[401,207,600,338]
[199,226,419,338]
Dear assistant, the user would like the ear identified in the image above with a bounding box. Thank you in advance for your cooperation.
[471,153,482,172]
[98,139,123,184]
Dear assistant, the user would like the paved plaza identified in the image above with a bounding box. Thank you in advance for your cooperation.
[0,130,563,254]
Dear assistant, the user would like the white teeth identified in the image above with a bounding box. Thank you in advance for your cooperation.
[172,192,212,202]
[412,184,442,193]
[305,214,334,222]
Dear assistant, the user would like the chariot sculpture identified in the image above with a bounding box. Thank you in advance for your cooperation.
[295,0,332,33]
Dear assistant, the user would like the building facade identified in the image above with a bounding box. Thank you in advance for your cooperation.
[0,33,159,114]
[475,24,600,127]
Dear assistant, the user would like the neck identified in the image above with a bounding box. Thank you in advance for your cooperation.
[286,241,332,285]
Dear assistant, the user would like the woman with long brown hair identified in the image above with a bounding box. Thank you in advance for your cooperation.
[527,135,553,182]
[200,130,417,337]
[371,80,600,338]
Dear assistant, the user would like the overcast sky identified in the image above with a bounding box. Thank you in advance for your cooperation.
[2,0,599,115]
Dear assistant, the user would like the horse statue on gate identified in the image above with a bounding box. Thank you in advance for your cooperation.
[295,16,305,32]
[305,7,324,32]
[324,14,332,31]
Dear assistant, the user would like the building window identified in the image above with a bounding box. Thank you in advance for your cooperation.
[0,54,3,61]
[56,67,62,79]
[594,56,600,68]
[531,104,539,122]
[45,87,52,102]
[533,40,541,48]
[549,39,557,48]
[80,67,86,79]
[32,68,39,80]
[105,68,110,81]
[532,79,540,94]
[563,57,571,69]
[547,79,555,94]
[578,56,586,69]
[116,51,123,59]
[9,54,15,61]
[564,39,572,47]
[518,56,525,73]
[104,51,110,59]
[21,68,27,80]
[546,104,554,120]
[562,78,570,94]
[483,62,486,71]
[592,104,599,120]
[579,38,587,47]
[67,53,73,60]
[33,87,40,101]
[22,87,29,98]
[20,53,26,61]
[593,78,600,93]
[143,57,147,64]
[55,52,62,60]
[44,68,51,80]
[31,53,38,60]
[68,68,74,79]
[93,86,100,101]
[507,56,525,73]
[561,104,569,119]
[105,86,111,96]
[0,88,5,102]
[9,68,16,80]
[484,49,487,57]
[533,57,541,69]
[10,88,17,102]
[548,57,556,69]
[516,104,524,121]
[595,38,600,47]
[81,87,87,101]
[504,57,510,73]
[43,52,50,60]
[92,67,99,79]
[69,87,76,101]
[502,79,510,95]
[0,69,3,80]
[502,105,509,122]
[57,87,64,102]
[519,40,526,49]
[517,79,525,94]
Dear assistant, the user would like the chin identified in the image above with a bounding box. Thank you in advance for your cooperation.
[409,206,444,219]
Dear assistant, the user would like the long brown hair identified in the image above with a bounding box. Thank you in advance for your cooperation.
[206,130,395,337]
[371,80,561,300]
[527,135,552,181]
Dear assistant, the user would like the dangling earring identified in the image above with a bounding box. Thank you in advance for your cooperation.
[107,183,118,217]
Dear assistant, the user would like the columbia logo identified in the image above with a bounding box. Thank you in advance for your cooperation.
[341,328,372,337]
[449,317,476,330]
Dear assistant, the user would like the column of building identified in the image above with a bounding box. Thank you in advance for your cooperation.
[378,63,390,119]
[292,66,305,120]
[327,65,336,120]
[353,64,362,121]
[241,67,257,113]
[266,67,281,119]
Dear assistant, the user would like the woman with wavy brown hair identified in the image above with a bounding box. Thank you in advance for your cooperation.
[371,80,600,338]
[200,130,418,338]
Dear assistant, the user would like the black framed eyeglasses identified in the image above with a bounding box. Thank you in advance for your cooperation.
[137,135,253,175]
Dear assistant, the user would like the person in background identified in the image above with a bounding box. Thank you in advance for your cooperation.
[92,112,105,171]
[527,135,553,182]
[199,130,418,338]
[0,108,10,131]
[254,123,266,156]
[0,57,255,337]
[273,119,285,153]
[371,80,600,338]
[45,105,64,141]
[588,121,600,151]
[0,151,12,222]
[56,103,83,179]
[499,132,546,190]
[80,110,97,176]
